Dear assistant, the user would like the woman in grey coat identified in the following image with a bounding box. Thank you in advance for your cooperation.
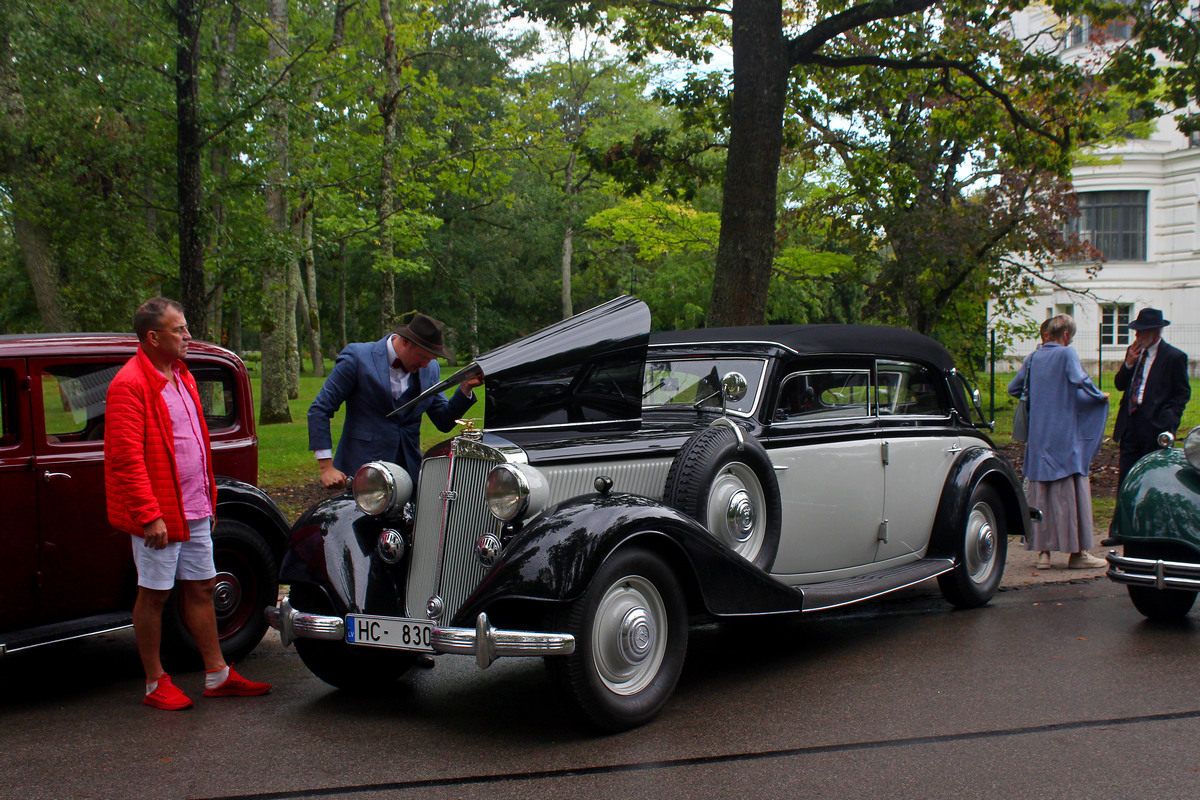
[1007,314,1110,570]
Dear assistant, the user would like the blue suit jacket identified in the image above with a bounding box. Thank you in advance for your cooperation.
[307,336,476,480]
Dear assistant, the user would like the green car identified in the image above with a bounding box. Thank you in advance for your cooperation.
[1106,426,1200,621]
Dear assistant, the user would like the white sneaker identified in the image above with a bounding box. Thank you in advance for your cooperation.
[1067,552,1107,569]
[1035,553,1051,570]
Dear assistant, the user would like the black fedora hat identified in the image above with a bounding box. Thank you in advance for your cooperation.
[395,313,452,359]
[1129,307,1171,331]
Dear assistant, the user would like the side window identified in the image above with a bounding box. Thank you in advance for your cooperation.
[189,364,239,431]
[775,370,872,422]
[41,363,120,442]
[876,361,946,416]
[0,368,17,447]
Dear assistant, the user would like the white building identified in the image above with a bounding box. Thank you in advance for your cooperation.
[996,7,1200,375]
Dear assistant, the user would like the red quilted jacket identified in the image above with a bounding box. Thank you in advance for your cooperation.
[104,348,217,542]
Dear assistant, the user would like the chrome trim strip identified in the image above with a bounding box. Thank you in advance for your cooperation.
[0,622,135,657]
[1105,552,1200,591]
[265,603,574,666]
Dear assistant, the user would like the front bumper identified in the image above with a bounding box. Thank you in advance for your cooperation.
[1106,551,1200,592]
[265,597,575,669]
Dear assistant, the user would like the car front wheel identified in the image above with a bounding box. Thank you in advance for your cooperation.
[1124,543,1198,621]
[547,546,687,732]
[937,483,1007,608]
[289,583,420,691]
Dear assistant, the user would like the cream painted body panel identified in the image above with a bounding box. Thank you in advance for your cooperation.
[875,435,960,562]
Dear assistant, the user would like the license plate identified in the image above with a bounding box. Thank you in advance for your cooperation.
[345,614,434,652]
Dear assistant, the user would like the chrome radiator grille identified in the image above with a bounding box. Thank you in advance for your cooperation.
[405,442,503,623]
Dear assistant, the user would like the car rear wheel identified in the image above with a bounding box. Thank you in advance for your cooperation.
[663,426,781,570]
[289,583,420,691]
[937,483,1007,608]
[162,518,278,666]
[547,546,687,732]
[1123,543,1197,621]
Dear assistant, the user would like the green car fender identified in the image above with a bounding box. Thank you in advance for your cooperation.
[1111,448,1200,554]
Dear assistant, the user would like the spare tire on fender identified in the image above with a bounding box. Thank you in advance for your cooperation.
[662,424,781,570]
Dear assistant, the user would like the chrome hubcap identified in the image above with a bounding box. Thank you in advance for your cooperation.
[965,502,999,583]
[724,489,756,543]
[706,463,766,561]
[212,571,240,616]
[593,576,667,695]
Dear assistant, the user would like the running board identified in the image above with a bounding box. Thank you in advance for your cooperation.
[0,612,134,657]
[798,558,955,612]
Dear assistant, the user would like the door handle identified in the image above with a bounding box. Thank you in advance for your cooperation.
[945,444,962,454]
[43,471,71,482]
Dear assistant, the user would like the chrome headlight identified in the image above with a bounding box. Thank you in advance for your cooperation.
[485,463,549,521]
[1185,426,1200,471]
[352,461,413,516]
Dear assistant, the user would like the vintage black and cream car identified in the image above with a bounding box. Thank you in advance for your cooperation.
[267,297,1032,730]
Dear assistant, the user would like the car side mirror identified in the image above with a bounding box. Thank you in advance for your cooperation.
[722,371,748,403]
[1157,431,1175,449]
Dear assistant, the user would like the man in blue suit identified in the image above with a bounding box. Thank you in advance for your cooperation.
[308,313,482,489]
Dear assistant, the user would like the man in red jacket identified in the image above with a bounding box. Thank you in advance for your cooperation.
[105,297,270,710]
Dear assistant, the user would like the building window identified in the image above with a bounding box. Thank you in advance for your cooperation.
[1069,190,1147,261]
[1101,303,1132,346]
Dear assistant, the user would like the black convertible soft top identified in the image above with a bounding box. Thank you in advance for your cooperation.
[650,324,956,371]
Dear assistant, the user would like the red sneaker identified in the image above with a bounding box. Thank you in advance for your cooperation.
[203,665,271,698]
[143,674,193,710]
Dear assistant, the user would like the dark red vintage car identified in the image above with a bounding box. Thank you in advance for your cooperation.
[0,334,290,663]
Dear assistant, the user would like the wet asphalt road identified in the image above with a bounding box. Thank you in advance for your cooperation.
[3,574,1199,800]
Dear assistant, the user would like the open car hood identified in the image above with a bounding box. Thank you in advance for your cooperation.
[396,296,651,431]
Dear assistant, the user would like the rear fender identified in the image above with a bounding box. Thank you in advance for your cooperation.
[929,448,1029,557]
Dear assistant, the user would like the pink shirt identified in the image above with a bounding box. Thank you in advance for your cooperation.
[162,368,213,520]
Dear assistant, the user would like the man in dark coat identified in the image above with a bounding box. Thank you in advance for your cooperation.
[1113,307,1191,489]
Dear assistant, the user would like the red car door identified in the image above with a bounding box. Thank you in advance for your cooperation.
[30,356,135,622]
[0,359,40,629]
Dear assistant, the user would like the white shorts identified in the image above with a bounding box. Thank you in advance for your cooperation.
[131,517,217,591]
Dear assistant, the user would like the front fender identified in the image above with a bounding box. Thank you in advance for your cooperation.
[278,494,409,618]
[929,447,1029,557]
[1111,449,1200,554]
[452,493,803,626]
[215,476,291,558]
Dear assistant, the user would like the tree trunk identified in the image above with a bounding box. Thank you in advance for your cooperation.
[560,151,576,318]
[337,242,347,352]
[302,208,324,375]
[707,0,788,327]
[377,0,399,336]
[175,0,207,339]
[259,0,292,424]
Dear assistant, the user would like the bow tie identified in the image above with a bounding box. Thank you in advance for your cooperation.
[392,359,403,370]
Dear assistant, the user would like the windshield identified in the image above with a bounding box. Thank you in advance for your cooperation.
[642,357,766,416]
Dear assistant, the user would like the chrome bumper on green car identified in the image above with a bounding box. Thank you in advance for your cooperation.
[1106,552,1200,592]
[265,597,575,669]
